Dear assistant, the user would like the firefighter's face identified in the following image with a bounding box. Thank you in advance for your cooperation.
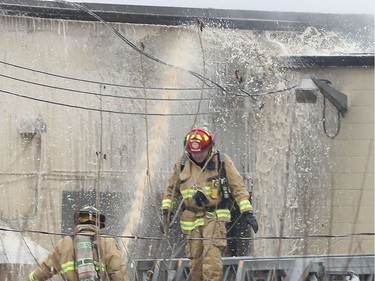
[190,149,209,163]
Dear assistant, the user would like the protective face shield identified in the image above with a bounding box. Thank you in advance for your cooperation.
[184,127,215,153]
[74,205,106,229]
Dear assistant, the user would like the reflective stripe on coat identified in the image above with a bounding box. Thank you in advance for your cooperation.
[162,151,253,234]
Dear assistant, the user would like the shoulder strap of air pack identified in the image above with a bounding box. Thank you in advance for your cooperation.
[217,151,226,179]
[217,151,231,200]
[180,152,189,172]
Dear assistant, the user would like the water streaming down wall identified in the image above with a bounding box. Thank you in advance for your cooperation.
[0,11,373,279]
[220,23,372,254]
[157,25,358,258]
[128,23,370,259]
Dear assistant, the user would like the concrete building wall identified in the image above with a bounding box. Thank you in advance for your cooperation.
[327,69,374,254]
[0,10,373,279]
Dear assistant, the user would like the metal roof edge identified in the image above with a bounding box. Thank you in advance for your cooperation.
[278,54,375,68]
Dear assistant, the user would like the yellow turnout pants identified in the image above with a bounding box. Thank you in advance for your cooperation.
[185,214,227,281]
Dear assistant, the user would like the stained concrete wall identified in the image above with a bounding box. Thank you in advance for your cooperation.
[0,10,373,279]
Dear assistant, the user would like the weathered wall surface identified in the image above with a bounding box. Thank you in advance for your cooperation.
[0,10,373,279]
[326,69,374,254]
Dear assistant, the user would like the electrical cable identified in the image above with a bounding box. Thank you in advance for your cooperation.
[322,96,341,138]
[0,72,213,101]
[0,88,211,116]
[252,85,297,96]
[0,68,298,101]
[153,23,211,273]
[54,0,231,96]
[0,60,213,91]
[1,227,373,241]
[0,60,297,101]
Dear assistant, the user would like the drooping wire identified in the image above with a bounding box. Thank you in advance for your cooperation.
[322,96,341,138]
[0,88,211,116]
[251,85,297,96]
[191,20,208,128]
[1,227,373,241]
[151,22,211,271]
[0,72,213,101]
[0,60,214,91]
[0,68,296,101]
[54,0,230,96]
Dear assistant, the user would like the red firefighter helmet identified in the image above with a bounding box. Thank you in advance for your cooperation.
[185,127,215,153]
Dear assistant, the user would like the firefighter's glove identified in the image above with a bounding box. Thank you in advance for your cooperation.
[160,209,172,234]
[193,190,209,207]
[243,211,258,233]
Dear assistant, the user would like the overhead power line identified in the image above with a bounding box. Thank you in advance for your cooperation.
[0,1,299,116]
[0,72,213,102]
[0,88,211,116]
[0,60,213,91]
[1,227,373,241]
[55,0,230,95]
[0,61,296,100]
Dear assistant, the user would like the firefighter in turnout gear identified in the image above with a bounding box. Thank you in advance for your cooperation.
[161,127,258,281]
[29,206,128,281]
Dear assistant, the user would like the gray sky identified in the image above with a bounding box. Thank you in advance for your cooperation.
[54,0,374,14]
